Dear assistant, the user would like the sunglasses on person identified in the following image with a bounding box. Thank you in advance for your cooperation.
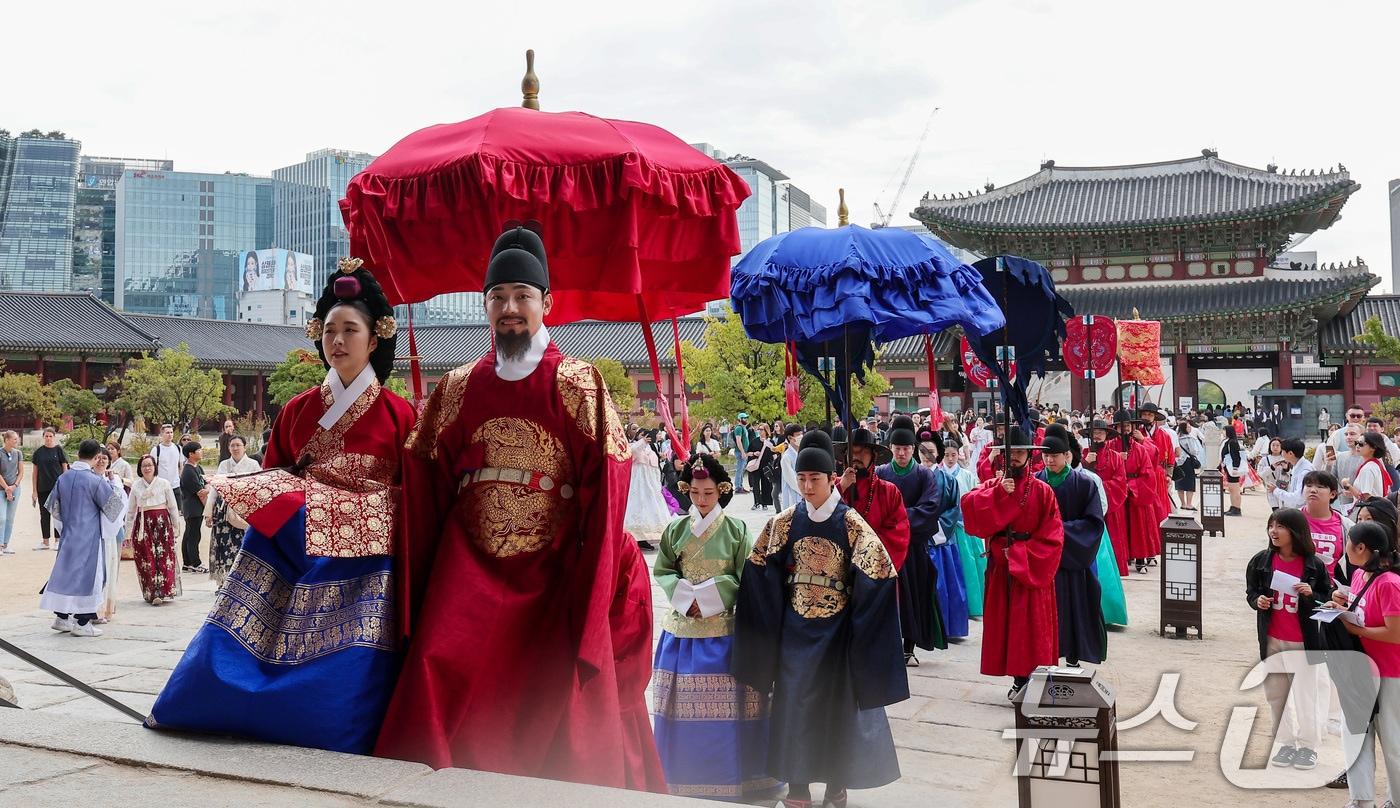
[1348,412,1366,421]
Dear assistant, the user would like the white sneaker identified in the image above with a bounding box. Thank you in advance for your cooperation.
[69,622,102,637]
[1,548,13,554]
[50,616,74,633]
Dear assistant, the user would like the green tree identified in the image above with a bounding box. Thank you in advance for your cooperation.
[0,373,61,426]
[1356,316,1400,423]
[268,349,327,406]
[680,308,787,423]
[115,344,231,431]
[384,376,409,400]
[585,357,635,412]
[50,379,103,423]
[679,306,891,426]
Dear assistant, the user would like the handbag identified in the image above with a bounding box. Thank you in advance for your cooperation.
[745,456,760,473]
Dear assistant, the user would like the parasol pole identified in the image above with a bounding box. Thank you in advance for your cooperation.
[997,255,1011,467]
[837,189,852,465]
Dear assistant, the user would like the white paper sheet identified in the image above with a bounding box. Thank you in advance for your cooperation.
[1270,569,1302,594]
[931,527,949,547]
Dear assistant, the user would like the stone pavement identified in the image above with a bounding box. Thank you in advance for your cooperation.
[0,459,1371,806]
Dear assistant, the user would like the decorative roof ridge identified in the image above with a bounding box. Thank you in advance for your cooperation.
[917,152,1354,208]
[83,293,160,344]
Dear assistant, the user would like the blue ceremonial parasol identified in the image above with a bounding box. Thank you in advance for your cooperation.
[730,197,1004,428]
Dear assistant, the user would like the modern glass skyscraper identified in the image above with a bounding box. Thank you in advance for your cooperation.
[75,155,174,303]
[115,170,273,319]
[273,148,376,292]
[0,131,81,292]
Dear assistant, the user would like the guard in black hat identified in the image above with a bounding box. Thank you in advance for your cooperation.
[1113,408,1161,574]
[960,420,1065,701]
[1081,418,1130,577]
[880,415,959,652]
[1034,427,1108,669]
[736,421,907,805]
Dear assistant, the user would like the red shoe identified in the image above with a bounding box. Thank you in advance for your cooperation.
[823,788,848,808]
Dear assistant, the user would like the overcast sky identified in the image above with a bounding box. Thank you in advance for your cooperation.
[7,1,1398,286]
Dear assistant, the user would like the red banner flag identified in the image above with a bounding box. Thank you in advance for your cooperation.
[1064,315,1118,380]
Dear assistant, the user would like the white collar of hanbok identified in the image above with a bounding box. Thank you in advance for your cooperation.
[319,364,376,431]
[495,325,551,382]
[689,504,723,538]
[806,486,843,523]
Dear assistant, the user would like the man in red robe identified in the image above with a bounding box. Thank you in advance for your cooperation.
[1116,409,1162,574]
[836,428,910,571]
[962,426,1064,701]
[1081,418,1128,576]
[1139,402,1176,524]
[374,225,665,791]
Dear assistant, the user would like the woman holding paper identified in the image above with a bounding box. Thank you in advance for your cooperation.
[1244,507,1333,772]
[651,453,778,802]
[1332,520,1400,806]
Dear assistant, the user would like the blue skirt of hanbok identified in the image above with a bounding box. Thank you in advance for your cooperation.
[146,507,399,755]
[652,631,780,801]
[1093,528,1129,626]
[928,540,969,639]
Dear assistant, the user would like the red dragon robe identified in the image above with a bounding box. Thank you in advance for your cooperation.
[374,344,666,791]
[962,473,1064,677]
[1084,441,1129,576]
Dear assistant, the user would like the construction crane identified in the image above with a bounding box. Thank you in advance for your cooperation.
[871,106,939,228]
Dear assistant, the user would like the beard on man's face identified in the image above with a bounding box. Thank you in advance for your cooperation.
[496,328,533,361]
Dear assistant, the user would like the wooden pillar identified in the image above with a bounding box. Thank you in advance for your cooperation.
[1069,375,1090,413]
[1344,359,1357,406]
[1276,350,1293,390]
[254,373,265,418]
[1173,350,1194,406]
[35,354,45,383]
[223,373,234,406]
[78,355,89,388]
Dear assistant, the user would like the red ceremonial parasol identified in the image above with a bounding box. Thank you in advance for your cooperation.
[340,52,751,456]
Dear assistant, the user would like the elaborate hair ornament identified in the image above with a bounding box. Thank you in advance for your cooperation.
[305,318,323,341]
[337,256,364,274]
[375,315,398,339]
[333,275,362,299]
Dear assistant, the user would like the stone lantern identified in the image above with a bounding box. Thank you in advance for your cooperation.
[1160,514,1204,638]
[1011,666,1121,807]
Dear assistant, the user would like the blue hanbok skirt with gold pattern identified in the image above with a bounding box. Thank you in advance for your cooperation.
[147,507,398,754]
[652,631,780,801]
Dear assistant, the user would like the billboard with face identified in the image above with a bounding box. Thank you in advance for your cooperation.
[239,249,314,294]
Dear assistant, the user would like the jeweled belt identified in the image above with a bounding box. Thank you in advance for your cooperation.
[459,466,575,499]
[787,572,846,591]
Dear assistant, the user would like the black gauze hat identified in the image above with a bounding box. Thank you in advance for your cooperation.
[483,221,549,293]
[835,427,893,466]
[796,429,836,474]
[1043,423,1080,466]
[888,414,918,447]
[1041,434,1072,456]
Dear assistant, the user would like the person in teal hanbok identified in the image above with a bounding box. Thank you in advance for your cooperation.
[929,433,985,619]
[652,453,780,802]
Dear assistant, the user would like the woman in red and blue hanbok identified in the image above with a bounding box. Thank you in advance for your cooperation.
[147,260,414,755]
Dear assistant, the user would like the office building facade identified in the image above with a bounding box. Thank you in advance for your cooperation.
[75,155,174,303]
[115,170,273,319]
[0,130,81,292]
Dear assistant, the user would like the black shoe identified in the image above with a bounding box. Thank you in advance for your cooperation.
[1325,769,1348,789]
[1225,507,1242,516]
[1007,681,1025,702]
[1292,747,1317,770]
[1270,745,1297,767]
[637,541,656,551]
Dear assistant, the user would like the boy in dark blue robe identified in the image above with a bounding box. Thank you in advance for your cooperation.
[1036,430,1108,666]
[735,430,907,808]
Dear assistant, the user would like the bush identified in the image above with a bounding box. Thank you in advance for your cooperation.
[62,424,106,453]
[128,435,153,460]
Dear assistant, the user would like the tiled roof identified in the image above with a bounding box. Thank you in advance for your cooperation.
[123,315,308,371]
[915,153,1357,232]
[1061,272,1375,323]
[0,292,157,354]
[1322,294,1400,355]
[406,318,713,370]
